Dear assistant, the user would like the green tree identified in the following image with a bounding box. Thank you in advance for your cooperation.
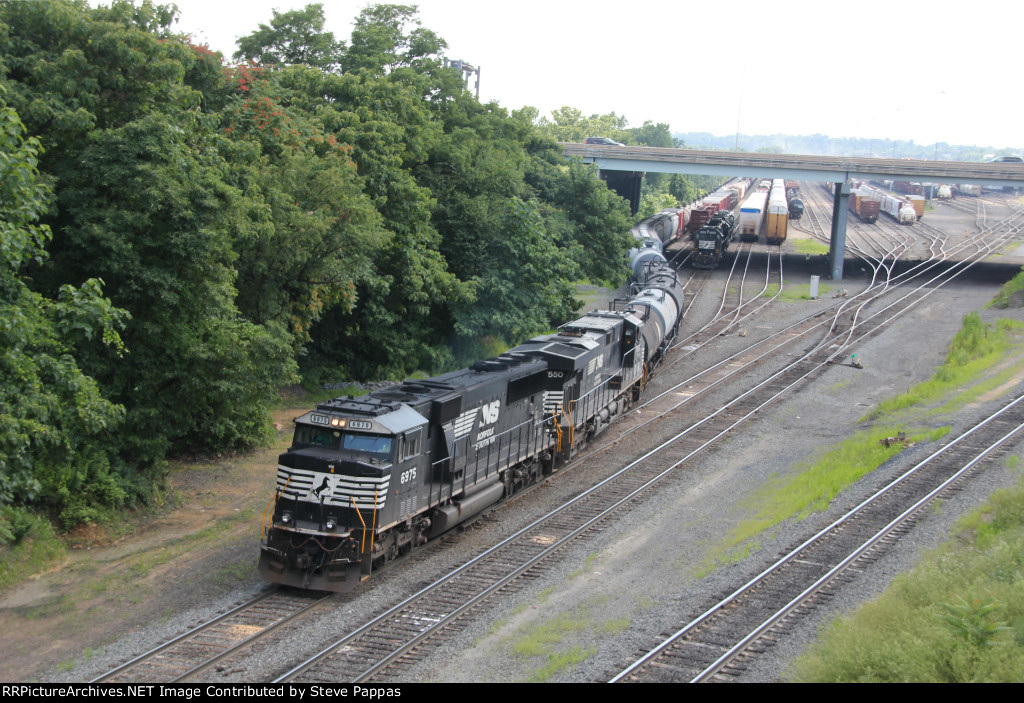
[343,3,447,76]
[233,3,345,71]
[0,95,130,526]
[57,110,297,458]
[281,65,468,379]
[1,0,297,462]
[452,198,578,346]
[628,121,674,148]
[537,107,630,143]
[628,121,674,190]
[216,64,389,347]
[668,173,700,205]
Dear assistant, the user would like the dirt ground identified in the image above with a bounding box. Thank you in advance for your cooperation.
[0,411,294,681]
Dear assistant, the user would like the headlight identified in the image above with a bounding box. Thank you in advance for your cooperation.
[325,519,336,531]
[280,511,292,524]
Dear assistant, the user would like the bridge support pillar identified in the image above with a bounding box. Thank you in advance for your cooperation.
[829,181,851,280]
[600,170,644,214]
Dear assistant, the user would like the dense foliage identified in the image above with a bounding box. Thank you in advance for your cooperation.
[0,0,636,529]
[0,93,130,528]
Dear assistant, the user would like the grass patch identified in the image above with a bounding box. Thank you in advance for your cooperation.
[990,267,1024,309]
[861,315,1023,421]
[701,426,949,573]
[762,281,832,300]
[510,611,591,681]
[790,470,1024,682]
[790,238,830,256]
[0,507,67,591]
[569,551,600,579]
[511,612,587,657]
[503,598,623,681]
[598,617,631,635]
[527,646,596,682]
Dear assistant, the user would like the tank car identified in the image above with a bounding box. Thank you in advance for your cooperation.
[259,261,683,592]
[880,193,916,224]
[628,236,664,280]
[788,197,804,220]
[631,208,687,247]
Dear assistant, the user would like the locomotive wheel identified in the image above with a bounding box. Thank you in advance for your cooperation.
[372,534,398,568]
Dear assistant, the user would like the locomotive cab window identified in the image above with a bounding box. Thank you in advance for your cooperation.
[293,426,341,448]
[342,433,393,458]
[399,430,422,461]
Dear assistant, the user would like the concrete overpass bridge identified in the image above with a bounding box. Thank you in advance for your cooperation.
[562,143,1024,279]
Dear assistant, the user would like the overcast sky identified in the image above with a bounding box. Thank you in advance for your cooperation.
[155,0,1020,151]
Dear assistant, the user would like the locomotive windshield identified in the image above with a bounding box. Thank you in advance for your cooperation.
[294,426,339,447]
[293,425,394,459]
[342,434,393,456]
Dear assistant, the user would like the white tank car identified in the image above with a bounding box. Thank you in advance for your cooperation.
[880,194,916,224]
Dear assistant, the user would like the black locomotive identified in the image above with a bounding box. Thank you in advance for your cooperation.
[692,211,735,269]
[259,258,683,591]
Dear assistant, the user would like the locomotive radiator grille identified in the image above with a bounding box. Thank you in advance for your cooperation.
[452,408,477,438]
[276,467,390,509]
[542,391,564,413]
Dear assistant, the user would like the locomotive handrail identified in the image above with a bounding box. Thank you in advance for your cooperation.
[565,401,575,450]
[552,407,564,453]
[369,490,378,568]
[351,496,368,554]
[261,475,292,540]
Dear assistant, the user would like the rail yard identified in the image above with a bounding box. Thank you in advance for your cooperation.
[14,186,1024,684]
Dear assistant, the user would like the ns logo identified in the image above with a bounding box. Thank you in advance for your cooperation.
[479,400,501,426]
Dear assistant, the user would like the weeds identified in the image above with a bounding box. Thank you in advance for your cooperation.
[701,426,948,572]
[861,315,1023,421]
[989,267,1024,309]
[790,473,1024,682]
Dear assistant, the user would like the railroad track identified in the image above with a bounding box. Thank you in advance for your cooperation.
[94,589,332,682]
[271,206,1020,683]
[610,392,1024,682]
[93,187,1023,684]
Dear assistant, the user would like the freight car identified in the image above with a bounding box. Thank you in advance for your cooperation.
[905,195,925,219]
[879,192,917,224]
[631,208,687,246]
[738,191,768,242]
[850,188,880,223]
[688,203,718,234]
[765,179,789,244]
[892,181,922,196]
[259,256,683,591]
[688,191,733,235]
